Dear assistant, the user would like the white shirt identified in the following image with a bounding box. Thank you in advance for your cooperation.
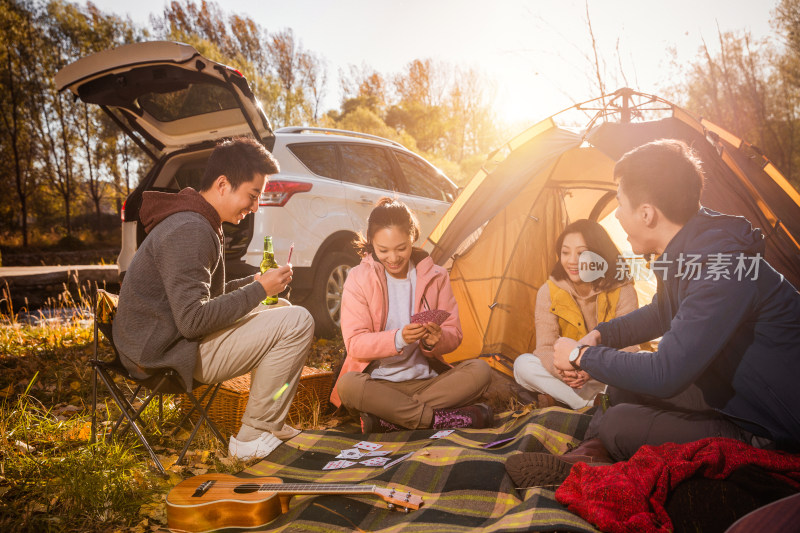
[370,261,438,382]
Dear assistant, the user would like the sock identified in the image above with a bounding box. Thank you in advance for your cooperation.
[235,423,264,442]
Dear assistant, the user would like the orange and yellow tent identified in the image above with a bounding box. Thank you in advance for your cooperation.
[425,88,800,376]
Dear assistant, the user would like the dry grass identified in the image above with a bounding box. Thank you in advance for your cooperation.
[0,287,345,532]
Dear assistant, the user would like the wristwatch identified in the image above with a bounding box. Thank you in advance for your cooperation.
[569,344,587,371]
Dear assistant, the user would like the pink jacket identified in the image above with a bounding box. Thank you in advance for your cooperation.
[330,249,462,406]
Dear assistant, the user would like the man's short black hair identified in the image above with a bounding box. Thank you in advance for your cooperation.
[199,137,279,192]
[614,139,704,225]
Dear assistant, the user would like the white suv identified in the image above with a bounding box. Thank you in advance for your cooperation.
[56,41,457,336]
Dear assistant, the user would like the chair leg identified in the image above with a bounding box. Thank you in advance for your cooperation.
[111,383,144,437]
[175,383,226,465]
[172,383,216,431]
[95,369,167,476]
[116,377,169,440]
[172,384,227,445]
[92,315,99,445]
[91,367,98,444]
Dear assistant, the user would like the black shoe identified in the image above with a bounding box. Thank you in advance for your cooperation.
[505,452,573,488]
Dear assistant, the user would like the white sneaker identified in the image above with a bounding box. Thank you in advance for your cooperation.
[271,424,301,441]
[228,432,282,461]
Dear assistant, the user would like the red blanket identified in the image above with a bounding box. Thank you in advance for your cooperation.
[555,438,800,533]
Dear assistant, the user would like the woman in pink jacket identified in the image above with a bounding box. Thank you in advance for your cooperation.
[331,198,493,434]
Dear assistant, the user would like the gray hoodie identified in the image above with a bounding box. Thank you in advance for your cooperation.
[112,188,265,391]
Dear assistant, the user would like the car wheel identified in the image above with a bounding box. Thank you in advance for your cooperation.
[308,251,359,338]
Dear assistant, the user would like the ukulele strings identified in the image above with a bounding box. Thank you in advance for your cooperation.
[190,482,381,492]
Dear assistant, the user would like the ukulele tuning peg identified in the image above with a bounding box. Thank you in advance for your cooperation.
[403,507,410,514]
[387,503,395,511]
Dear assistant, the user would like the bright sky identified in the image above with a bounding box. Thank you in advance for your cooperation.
[85,0,776,134]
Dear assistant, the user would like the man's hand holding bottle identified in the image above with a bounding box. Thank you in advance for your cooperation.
[255,264,293,298]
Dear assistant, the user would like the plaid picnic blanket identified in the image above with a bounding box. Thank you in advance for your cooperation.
[244,407,601,532]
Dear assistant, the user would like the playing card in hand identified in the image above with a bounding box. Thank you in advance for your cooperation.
[410,309,451,325]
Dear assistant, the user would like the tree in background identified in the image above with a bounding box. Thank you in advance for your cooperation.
[773,0,800,187]
[327,58,499,184]
[153,1,326,128]
[668,25,800,190]
[0,0,40,246]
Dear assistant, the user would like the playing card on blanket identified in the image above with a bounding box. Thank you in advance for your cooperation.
[354,441,382,451]
[336,448,365,459]
[360,457,391,467]
[364,450,392,456]
[323,460,356,470]
[430,430,455,439]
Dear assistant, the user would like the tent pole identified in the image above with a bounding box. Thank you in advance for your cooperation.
[621,87,632,123]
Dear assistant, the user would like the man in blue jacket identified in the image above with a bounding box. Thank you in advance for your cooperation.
[553,139,800,461]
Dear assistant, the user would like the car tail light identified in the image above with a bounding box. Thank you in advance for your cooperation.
[259,181,312,207]
[121,200,126,222]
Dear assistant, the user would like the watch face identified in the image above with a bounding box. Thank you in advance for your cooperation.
[569,346,580,362]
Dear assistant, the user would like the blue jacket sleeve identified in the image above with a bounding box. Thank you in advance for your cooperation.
[582,276,757,398]
[595,293,666,348]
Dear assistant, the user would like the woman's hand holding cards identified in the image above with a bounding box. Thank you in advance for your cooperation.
[402,323,428,344]
[420,323,442,350]
[409,309,450,351]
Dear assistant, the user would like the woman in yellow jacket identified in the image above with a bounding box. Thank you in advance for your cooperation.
[514,219,639,409]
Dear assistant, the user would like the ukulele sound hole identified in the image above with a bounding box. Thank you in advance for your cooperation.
[233,483,261,494]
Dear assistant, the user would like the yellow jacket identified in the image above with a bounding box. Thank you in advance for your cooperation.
[546,279,622,341]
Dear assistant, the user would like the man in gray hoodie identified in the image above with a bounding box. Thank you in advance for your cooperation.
[113,137,314,460]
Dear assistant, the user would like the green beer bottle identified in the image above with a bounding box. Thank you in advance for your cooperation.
[260,236,279,305]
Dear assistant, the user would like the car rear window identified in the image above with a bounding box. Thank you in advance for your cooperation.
[139,83,239,122]
[339,144,395,190]
[288,143,338,179]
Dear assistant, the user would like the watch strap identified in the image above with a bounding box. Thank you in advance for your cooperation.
[570,344,587,371]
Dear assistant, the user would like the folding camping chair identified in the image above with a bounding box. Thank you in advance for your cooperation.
[91,289,226,475]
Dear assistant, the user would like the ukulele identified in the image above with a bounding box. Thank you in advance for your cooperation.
[166,474,424,533]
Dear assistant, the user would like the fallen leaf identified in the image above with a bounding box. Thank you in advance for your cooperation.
[69,381,81,391]
[139,502,166,523]
[217,456,239,468]
[156,454,179,470]
[63,421,93,441]
[0,384,14,398]
[28,502,48,513]
[14,440,35,453]
[511,405,533,418]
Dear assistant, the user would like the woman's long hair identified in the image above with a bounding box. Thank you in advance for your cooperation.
[353,197,421,257]
[551,219,629,291]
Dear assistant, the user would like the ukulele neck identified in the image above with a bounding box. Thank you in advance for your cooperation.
[257,483,378,495]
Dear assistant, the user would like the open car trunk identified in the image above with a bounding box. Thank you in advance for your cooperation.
[56,41,275,264]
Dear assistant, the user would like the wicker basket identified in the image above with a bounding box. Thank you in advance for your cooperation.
[180,366,334,437]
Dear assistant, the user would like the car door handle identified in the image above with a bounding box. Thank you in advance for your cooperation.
[357,196,373,205]
[420,209,436,215]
